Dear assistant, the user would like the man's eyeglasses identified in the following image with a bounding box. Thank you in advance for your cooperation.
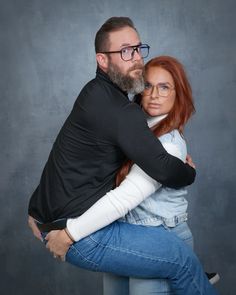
[101,44,150,61]
[144,82,175,97]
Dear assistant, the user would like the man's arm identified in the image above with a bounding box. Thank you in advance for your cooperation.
[43,138,193,258]
[116,104,196,188]
[66,134,191,242]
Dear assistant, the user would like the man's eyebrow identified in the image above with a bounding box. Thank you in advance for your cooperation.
[120,42,141,48]
[120,43,130,47]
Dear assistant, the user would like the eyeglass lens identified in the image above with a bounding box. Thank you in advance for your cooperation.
[144,83,172,97]
[121,45,149,61]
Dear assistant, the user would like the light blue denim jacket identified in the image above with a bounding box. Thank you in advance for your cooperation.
[121,129,188,228]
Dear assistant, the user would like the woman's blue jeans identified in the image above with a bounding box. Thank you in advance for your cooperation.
[103,222,195,295]
[65,221,218,295]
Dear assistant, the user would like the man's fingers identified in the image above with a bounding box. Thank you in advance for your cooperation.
[186,154,196,169]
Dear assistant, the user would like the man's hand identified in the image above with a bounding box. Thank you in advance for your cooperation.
[186,154,196,169]
[28,215,43,242]
[45,229,73,260]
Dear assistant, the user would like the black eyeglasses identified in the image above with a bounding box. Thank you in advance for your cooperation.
[101,44,150,61]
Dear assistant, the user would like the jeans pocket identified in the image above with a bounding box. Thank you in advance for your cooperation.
[171,222,194,249]
[65,237,99,272]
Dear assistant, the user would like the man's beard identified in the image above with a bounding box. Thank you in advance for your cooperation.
[107,60,145,94]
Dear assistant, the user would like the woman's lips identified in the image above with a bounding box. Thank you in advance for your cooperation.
[148,103,161,108]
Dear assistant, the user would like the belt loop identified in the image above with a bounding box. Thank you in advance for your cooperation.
[174,215,178,226]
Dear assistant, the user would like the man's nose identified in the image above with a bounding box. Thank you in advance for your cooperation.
[132,48,142,61]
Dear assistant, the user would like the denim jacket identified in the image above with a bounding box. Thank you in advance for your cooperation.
[122,129,188,228]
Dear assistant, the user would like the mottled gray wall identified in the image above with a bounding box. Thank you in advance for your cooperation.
[1,0,235,294]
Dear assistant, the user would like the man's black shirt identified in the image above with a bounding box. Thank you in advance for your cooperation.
[28,68,195,223]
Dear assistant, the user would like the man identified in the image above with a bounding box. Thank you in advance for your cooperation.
[28,17,217,294]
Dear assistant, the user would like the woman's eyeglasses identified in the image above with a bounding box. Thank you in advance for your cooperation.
[143,82,175,97]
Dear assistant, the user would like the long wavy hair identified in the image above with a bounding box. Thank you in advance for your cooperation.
[116,56,195,186]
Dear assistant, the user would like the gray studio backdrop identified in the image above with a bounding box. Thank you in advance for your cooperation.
[1,0,235,294]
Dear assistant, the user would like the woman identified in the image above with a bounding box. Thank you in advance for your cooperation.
[103,56,219,294]
[30,56,218,295]
[103,55,197,294]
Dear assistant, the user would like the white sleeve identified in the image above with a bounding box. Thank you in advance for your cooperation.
[67,164,160,241]
[67,134,185,242]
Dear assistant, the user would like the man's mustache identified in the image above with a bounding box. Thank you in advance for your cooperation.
[128,64,144,72]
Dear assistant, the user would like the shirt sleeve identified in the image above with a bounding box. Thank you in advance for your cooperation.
[66,164,160,241]
[66,131,186,242]
[115,104,195,188]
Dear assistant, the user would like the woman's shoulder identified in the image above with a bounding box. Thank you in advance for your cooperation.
[159,130,187,161]
[159,129,184,143]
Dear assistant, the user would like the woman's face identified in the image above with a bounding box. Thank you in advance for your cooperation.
[141,66,176,117]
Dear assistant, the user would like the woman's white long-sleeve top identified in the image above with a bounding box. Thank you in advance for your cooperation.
[67,115,188,241]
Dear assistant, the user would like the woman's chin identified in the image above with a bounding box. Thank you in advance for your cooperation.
[147,110,162,117]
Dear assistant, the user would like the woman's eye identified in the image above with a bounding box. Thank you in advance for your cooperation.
[159,85,169,90]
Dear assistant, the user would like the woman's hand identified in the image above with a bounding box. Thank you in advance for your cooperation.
[45,229,74,261]
[28,215,43,242]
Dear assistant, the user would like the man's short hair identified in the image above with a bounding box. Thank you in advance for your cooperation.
[95,17,137,53]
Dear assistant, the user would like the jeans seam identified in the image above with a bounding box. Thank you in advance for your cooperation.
[88,236,202,294]
[89,235,176,264]
[68,244,99,269]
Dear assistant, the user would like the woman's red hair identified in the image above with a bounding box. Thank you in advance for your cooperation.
[116,56,195,186]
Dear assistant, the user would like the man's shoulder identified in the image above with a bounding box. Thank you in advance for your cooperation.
[80,76,139,111]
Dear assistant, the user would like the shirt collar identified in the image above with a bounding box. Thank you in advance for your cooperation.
[146,114,168,128]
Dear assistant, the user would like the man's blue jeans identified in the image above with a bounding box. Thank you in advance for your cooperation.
[65,221,218,295]
[103,222,195,295]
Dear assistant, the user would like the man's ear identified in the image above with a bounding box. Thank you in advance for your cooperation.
[96,53,108,71]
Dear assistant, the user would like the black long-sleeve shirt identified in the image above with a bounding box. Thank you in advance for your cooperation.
[28,68,195,223]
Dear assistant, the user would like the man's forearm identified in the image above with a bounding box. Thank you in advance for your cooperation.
[117,105,196,188]
[158,156,196,188]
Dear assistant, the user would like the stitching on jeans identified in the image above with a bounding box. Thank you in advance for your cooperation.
[89,236,177,263]
[86,237,202,294]
[68,244,99,269]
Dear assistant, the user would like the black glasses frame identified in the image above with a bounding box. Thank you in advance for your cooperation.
[100,44,150,61]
